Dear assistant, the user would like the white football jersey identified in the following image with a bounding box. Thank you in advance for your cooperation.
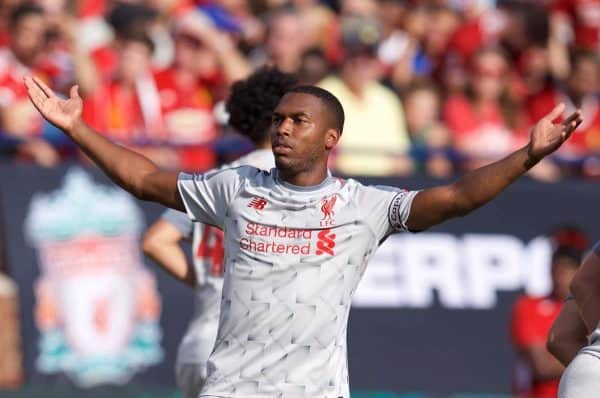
[178,167,417,397]
[166,149,275,367]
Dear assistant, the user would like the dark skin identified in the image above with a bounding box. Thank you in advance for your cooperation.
[548,299,588,367]
[270,93,340,186]
[547,252,600,367]
[24,76,582,232]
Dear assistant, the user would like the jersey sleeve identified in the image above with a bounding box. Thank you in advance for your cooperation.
[160,208,193,239]
[593,241,600,256]
[177,166,257,228]
[355,184,419,240]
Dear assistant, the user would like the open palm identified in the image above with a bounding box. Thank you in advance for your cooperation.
[24,76,82,132]
[529,103,583,160]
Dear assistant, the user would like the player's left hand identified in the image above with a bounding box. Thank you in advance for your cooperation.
[528,103,583,161]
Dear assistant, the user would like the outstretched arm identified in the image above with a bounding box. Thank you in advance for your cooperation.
[142,218,196,287]
[547,298,588,366]
[570,247,600,333]
[25,76,184,211]
[406,104,582,231]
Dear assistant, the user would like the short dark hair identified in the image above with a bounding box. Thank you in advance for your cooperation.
[570,48,597,69]
[226,67,298,144]
[10,3,44,28]
[106,3,157,36]
[121,29,155,54]
[287,85,345,134]
[552,245,583,266]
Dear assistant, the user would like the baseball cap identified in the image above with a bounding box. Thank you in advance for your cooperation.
[340,16,382,56]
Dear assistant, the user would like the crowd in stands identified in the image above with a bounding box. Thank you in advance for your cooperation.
[0,0,599,180]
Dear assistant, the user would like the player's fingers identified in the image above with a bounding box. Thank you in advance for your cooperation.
[70,85,80,100]
[562,110,581,126]
[562,118,582,141]
[545,103,565,122]
[569,118,583,134]
[26,87,46,114]
[32,76,57,99]
[23,76,41,96]
[24,78,45,104]
[566,115,583,133]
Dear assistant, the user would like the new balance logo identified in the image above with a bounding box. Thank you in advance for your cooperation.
[316,229,336,256]
[248,197,268,210]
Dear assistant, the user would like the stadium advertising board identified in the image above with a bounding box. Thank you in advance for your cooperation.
[23,169,163,387]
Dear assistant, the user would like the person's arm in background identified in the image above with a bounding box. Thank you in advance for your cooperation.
[177,11,252,84]
[406,104,582,231]
[511,297,565,381]
[56,15,100,97]
[24,76,184,211]
[548,0,573,81]
[142,210,196,287]
[569,244,600,333]
[547,298,588,366]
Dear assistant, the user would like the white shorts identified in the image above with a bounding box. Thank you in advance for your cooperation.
[558,352,600,398]
[175,362,208,398]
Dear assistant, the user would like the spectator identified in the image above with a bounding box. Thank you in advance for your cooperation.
[339,0,378,16]
[0,0,20,47]
[403,80,454,177]
[251,6,307,73]
[90,2,159,81]
[419,6,461,80]
[0,2,62,166]
[517,45,553,100]
[376,0,409,81]
[510,245,583,398]
[149,11,251,171]
[292,0,336,50]
[82,30,157,144]
[298,48,330,85]
[196,0,266,51]
[319,15,412,176]
[386,5,460,93]
[551,0,600,52]
[0,0,596,179]
[528,50,600,165]
[443,47,526,170]
[384,4,428,92]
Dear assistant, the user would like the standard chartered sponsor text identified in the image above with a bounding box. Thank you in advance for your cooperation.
[241,222,314,254]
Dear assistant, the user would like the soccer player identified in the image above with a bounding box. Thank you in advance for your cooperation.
[141,67,297,398]
[25,75,582,397]
[547,242,600,397]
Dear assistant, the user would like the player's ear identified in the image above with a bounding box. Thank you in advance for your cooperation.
[325,128,340,150]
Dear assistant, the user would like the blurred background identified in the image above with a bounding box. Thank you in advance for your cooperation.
[0,0,599,397]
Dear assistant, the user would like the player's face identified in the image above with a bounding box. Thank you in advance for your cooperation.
[270,93,337,174]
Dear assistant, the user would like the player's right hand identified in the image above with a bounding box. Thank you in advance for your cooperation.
[24,76,83,133]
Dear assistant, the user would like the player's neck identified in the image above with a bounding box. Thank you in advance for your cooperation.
[256,140,271,150]
[278,167,329,188]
